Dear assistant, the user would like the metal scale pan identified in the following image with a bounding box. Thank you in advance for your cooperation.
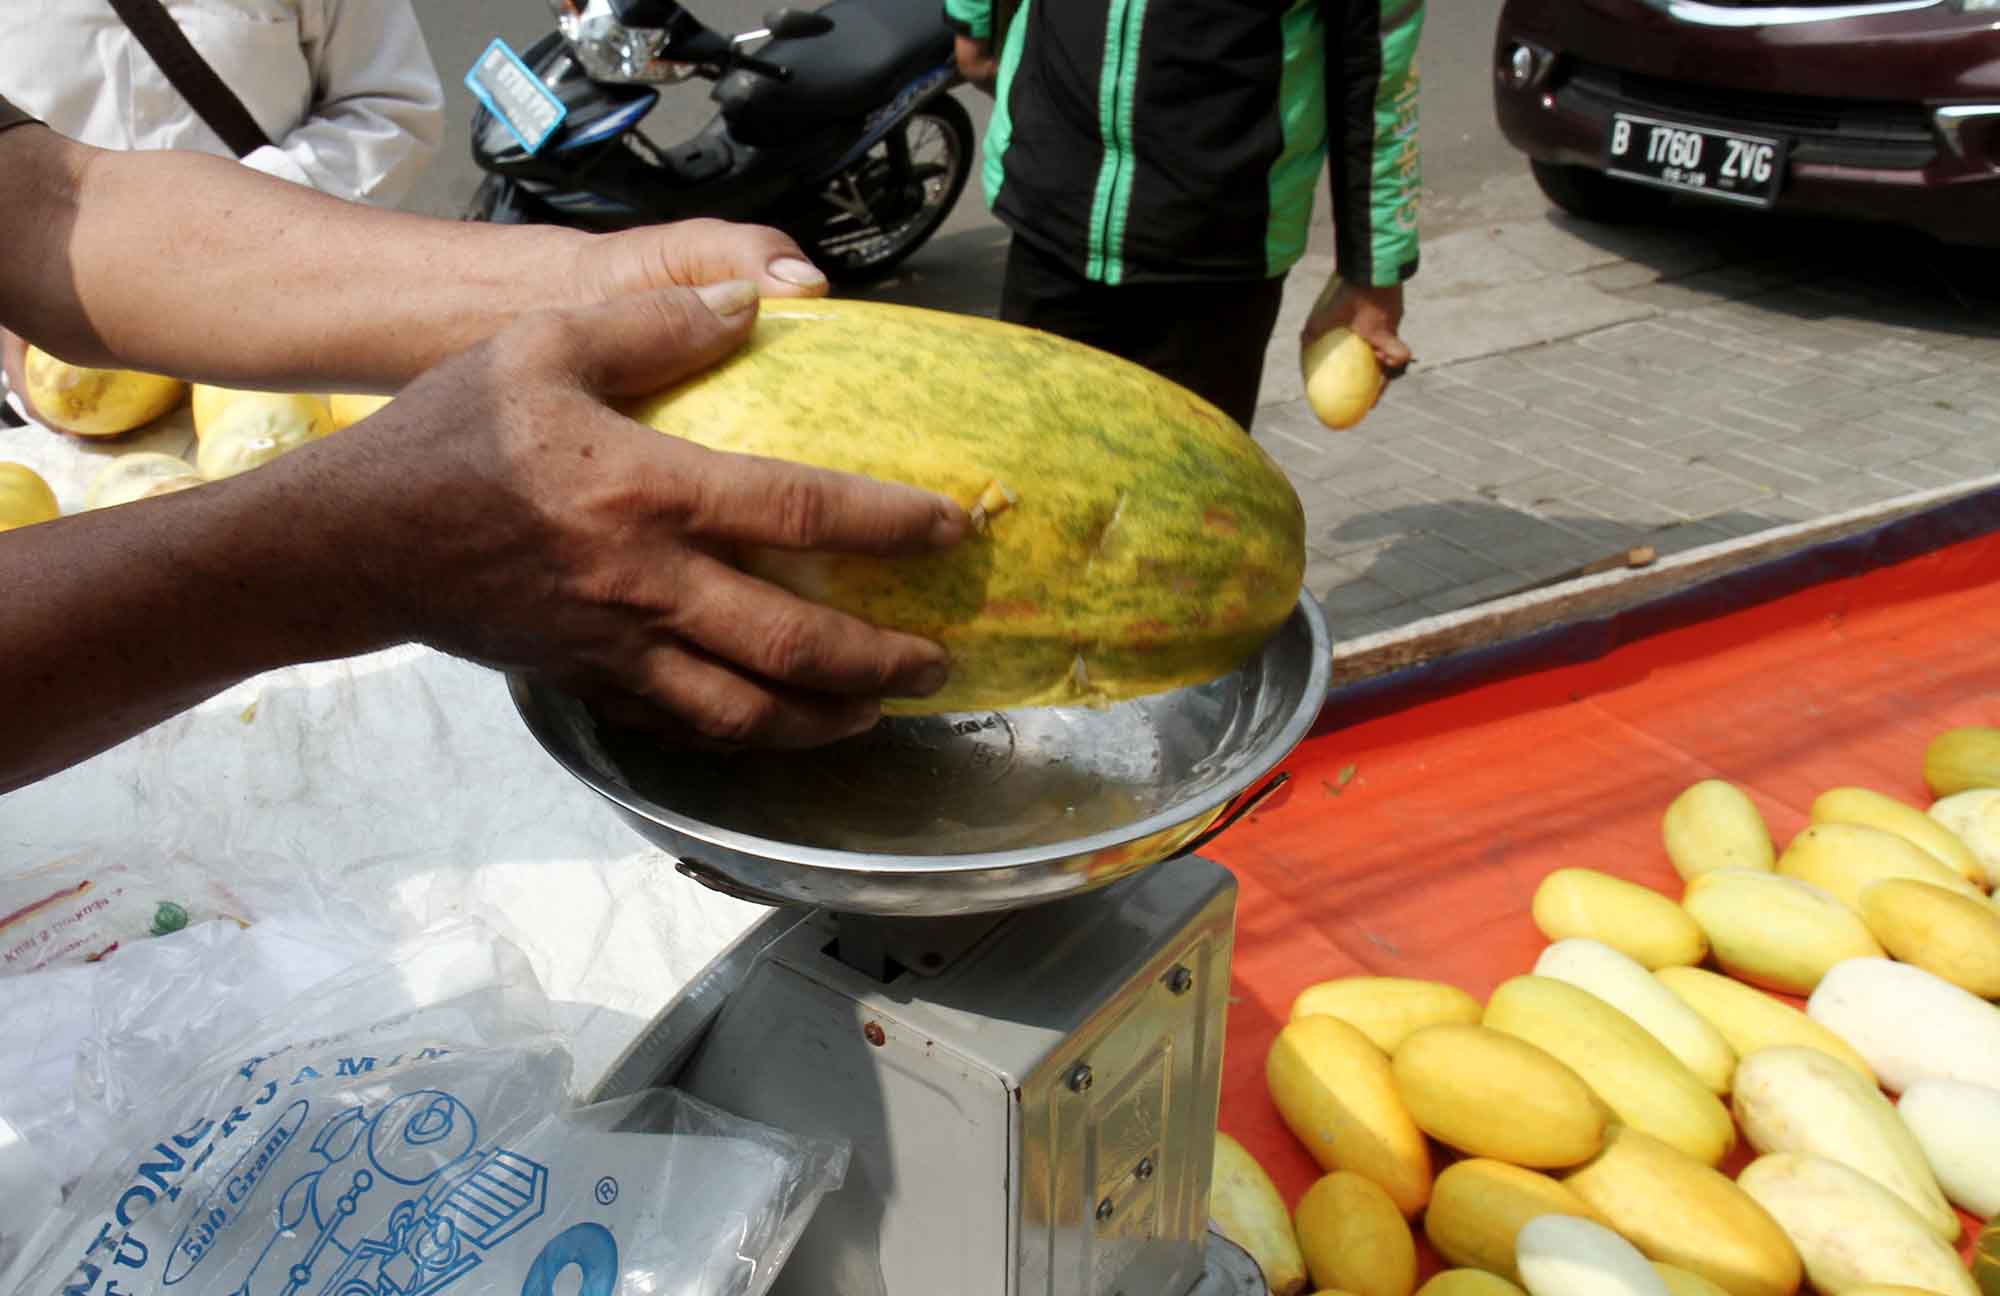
[509,593,1332,916]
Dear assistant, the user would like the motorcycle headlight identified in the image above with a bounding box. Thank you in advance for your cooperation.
[549,0,698,83]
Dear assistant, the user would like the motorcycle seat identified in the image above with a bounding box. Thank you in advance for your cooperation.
[716,0,952,140]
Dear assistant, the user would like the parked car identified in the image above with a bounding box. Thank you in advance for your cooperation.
[1493,0,2000,247]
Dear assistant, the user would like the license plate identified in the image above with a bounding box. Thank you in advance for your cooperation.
[1604,112,1787,208]
[465,37,568,155]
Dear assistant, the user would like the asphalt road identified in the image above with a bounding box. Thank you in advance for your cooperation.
[401,0,1526,246]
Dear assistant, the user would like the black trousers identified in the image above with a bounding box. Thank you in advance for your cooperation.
[998,235,1287,430]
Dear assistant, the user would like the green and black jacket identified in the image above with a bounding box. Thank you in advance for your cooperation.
[943,0,1424,287]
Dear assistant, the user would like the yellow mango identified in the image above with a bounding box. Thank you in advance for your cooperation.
[1533,939,1736,1094]
[1390,1023,1606,1168]
[85,452,202,510]
[195,392,335,481]
[1860,877,2000,997]
[1736,1154,1974,1296]
[328,392,394,430]
[1212,1132,1310,1296]
[1662,779,1774,882]
[1483,975,1735,1167]
[1812,786,1987,889]
[1288,977,1483,1054]
[22,344,185,437]
[1778,820,1983,911]
[1424,1158,1611,1282]
[1301,327,1385,431]
[1680,868,1883,995]
[1731,1046,1958,1243]
[1930,789,2000,895]
[1531,867,1707,969]
[1653,965,1874,1084]
[1418,1272,1527,1296]
[1267,1014,1432,1216]
[1650,1264,1731,1296]
[0,461,60,530]
[1561,1127,1803,1296]
[1928,727,2000,799]
[1295,1171,1416,1296]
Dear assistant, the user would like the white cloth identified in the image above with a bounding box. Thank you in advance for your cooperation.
[0,0,443,206]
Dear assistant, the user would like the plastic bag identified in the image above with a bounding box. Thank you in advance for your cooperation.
[0,852,259,976]
[1,921,847,1296]
[0,915,375,1214]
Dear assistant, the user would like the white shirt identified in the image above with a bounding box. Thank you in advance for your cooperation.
[0,0,444,207]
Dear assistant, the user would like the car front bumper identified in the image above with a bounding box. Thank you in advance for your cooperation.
[1494,0,2000,246]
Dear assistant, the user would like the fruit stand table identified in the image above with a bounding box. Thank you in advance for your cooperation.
[1206,480,2000,1277]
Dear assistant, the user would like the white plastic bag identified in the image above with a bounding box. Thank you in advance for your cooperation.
[0,915,374,1211]
[0,852,259,976]
[3,922,847,1296]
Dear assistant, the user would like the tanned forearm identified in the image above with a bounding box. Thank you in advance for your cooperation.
[0,440,399,792]
[0,125,589,391]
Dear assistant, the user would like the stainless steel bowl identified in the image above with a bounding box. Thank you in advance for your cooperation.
[509,593,1330,915]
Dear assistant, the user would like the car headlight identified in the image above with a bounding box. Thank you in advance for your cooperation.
[550,0,699,83]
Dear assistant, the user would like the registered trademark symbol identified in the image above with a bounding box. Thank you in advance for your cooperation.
[594,1176,619,1206]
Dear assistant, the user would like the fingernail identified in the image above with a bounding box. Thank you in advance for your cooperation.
[768,256,827,288]
[696,279,759,319]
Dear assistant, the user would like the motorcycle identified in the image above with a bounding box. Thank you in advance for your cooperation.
[464,0,976,285]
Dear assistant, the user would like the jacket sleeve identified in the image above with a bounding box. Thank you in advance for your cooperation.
[244,0,445,207]
[1321,0,1423,286]
[943,0,994,40]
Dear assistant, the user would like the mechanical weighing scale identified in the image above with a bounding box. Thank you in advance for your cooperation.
[510,594,1330,1296]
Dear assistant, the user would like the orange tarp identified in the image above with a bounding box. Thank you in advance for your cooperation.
[1210,521,2000,1271]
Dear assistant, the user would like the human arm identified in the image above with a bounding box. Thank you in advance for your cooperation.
[0,123,821,391]
[954,36,999,94]
[0,126,966,789]
[943,0,999,94]
[1308,0,1424,367]
[236,0,445,206]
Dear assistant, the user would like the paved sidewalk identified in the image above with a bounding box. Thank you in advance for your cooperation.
[1245,206,2000,642]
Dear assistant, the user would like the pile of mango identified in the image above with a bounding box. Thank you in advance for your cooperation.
[0,348,393,528]
[1212,726,2000,1296]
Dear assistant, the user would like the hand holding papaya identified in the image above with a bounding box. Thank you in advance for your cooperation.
[327,280,968,749]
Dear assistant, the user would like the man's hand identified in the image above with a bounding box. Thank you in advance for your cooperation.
[567,217,831,310]
[954,35,998,95]
[1301,277,1414,374]
[318,279,967,750]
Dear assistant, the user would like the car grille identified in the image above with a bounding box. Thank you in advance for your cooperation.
[1557,61,1939,169]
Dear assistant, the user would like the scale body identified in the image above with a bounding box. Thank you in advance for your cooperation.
[593,855,1262,1296]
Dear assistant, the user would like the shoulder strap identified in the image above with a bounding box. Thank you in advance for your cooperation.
[104,0,273,159]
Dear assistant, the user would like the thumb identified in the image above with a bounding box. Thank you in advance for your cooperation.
[556,280,762,399]
[1373,333,1414,372]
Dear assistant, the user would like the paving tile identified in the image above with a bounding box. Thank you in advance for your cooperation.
[1254,214,2000,635]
